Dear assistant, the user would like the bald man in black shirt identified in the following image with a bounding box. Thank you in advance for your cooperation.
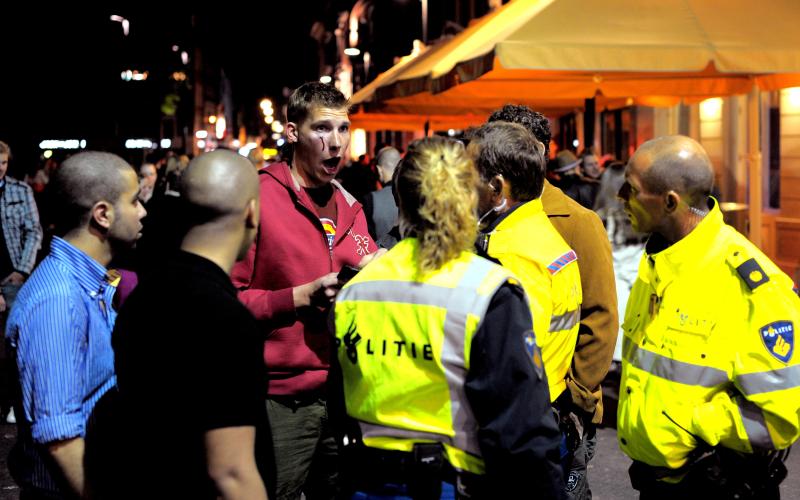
[107,150,270,500]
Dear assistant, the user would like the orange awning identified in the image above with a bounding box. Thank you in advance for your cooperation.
[353,0,800,111]
[349,111,488,132]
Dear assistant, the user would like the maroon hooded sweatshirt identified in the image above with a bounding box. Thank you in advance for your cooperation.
[231,162,377,396]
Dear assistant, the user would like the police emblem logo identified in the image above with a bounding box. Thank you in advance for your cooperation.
[523,330,544,379]
[759,321,794,364]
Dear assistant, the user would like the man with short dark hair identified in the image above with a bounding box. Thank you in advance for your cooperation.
[469,121,581,499]
[232,82,378,499]
[111,150,269,500]
[488,105,617,499]
[6,151,146,499]
[618,135,800,498]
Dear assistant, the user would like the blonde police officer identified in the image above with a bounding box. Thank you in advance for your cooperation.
[617,135,800,499]
[467,122,588,498]
[334,136,563,499]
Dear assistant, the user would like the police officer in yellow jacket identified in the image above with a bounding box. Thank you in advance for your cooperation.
[617,135,800,499]
[467,122,588,498]
[334,136,563,499]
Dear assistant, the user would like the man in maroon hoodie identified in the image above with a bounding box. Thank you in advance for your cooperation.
[231,82,378,499]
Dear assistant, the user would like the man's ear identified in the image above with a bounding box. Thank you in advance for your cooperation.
[286,121,300,144]
[664,191,680,214]
[90,200,114,230]
[245,198,259,229]
[489,174,503,196]
[489,174,507,202]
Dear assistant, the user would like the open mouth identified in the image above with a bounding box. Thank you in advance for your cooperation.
[322,157,341,169]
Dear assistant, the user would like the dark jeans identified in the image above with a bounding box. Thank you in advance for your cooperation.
[1,283,22,415]
[352,481,457,499]
[19,489,69,500]
[266,395,339,500]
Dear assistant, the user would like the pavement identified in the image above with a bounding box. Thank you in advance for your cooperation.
[0,423,16,500]
[0,419,798,499]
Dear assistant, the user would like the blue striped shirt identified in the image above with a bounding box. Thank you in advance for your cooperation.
[6,236,117,491]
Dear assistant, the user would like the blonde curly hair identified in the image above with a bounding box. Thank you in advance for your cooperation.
[396,136,478,276]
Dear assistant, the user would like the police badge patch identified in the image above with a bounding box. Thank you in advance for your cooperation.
[759,321,794,364]
[523,330,544,380]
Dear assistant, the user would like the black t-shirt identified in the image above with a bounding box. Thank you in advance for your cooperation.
[103,251,271,500]
[305,183,338,254]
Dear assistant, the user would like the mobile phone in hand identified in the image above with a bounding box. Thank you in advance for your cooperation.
[337,265,360,285]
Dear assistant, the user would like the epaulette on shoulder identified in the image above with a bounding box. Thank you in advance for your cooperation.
[726,246,770,292]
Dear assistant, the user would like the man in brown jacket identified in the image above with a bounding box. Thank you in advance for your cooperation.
[489,105,618,500]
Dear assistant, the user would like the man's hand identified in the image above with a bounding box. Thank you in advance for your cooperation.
[357,248,387,269]
[293,273,340,309]
[2,272,25,285]
[0,294,6,314]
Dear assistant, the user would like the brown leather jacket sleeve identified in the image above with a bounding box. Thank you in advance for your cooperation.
[543,184,618,423]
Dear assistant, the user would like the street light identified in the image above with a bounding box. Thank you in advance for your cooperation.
[215,116,226,140]
[110,15,130,36]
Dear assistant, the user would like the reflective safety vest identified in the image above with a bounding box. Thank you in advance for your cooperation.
[618,201,800,472]
[483,199,582,401]
[334,238,519,475]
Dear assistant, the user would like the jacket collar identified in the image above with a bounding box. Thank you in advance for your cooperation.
[266,162,357,206]
[643,199,724,293]
[540,180,571,217]
[494,198,544,232]
[264,162,362,241]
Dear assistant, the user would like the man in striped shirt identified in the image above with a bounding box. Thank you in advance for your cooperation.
[6,152,146,499]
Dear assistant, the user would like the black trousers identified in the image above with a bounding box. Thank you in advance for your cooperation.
[630,457,782,500]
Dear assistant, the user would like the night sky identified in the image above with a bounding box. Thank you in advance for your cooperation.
[1,3,466,173]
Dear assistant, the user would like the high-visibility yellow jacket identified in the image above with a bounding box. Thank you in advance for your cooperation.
[484,199,582,401]
[334,238,518,475]
[618,201,800,472]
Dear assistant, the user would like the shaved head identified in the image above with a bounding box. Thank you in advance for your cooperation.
[181,150,259,222]
[376,147,401,170]
[376,146,401,183]
[633,135,714,208]
[52,151,135,233]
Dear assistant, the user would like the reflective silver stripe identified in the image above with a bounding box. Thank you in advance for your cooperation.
[736,397,775,451]
[737,365,800,396]
[359,420,453,446]
[442,257,500,456]
[338,281,487,319]
[624,340,729,387]
[342,257,508,459]
[549,308,580,332]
